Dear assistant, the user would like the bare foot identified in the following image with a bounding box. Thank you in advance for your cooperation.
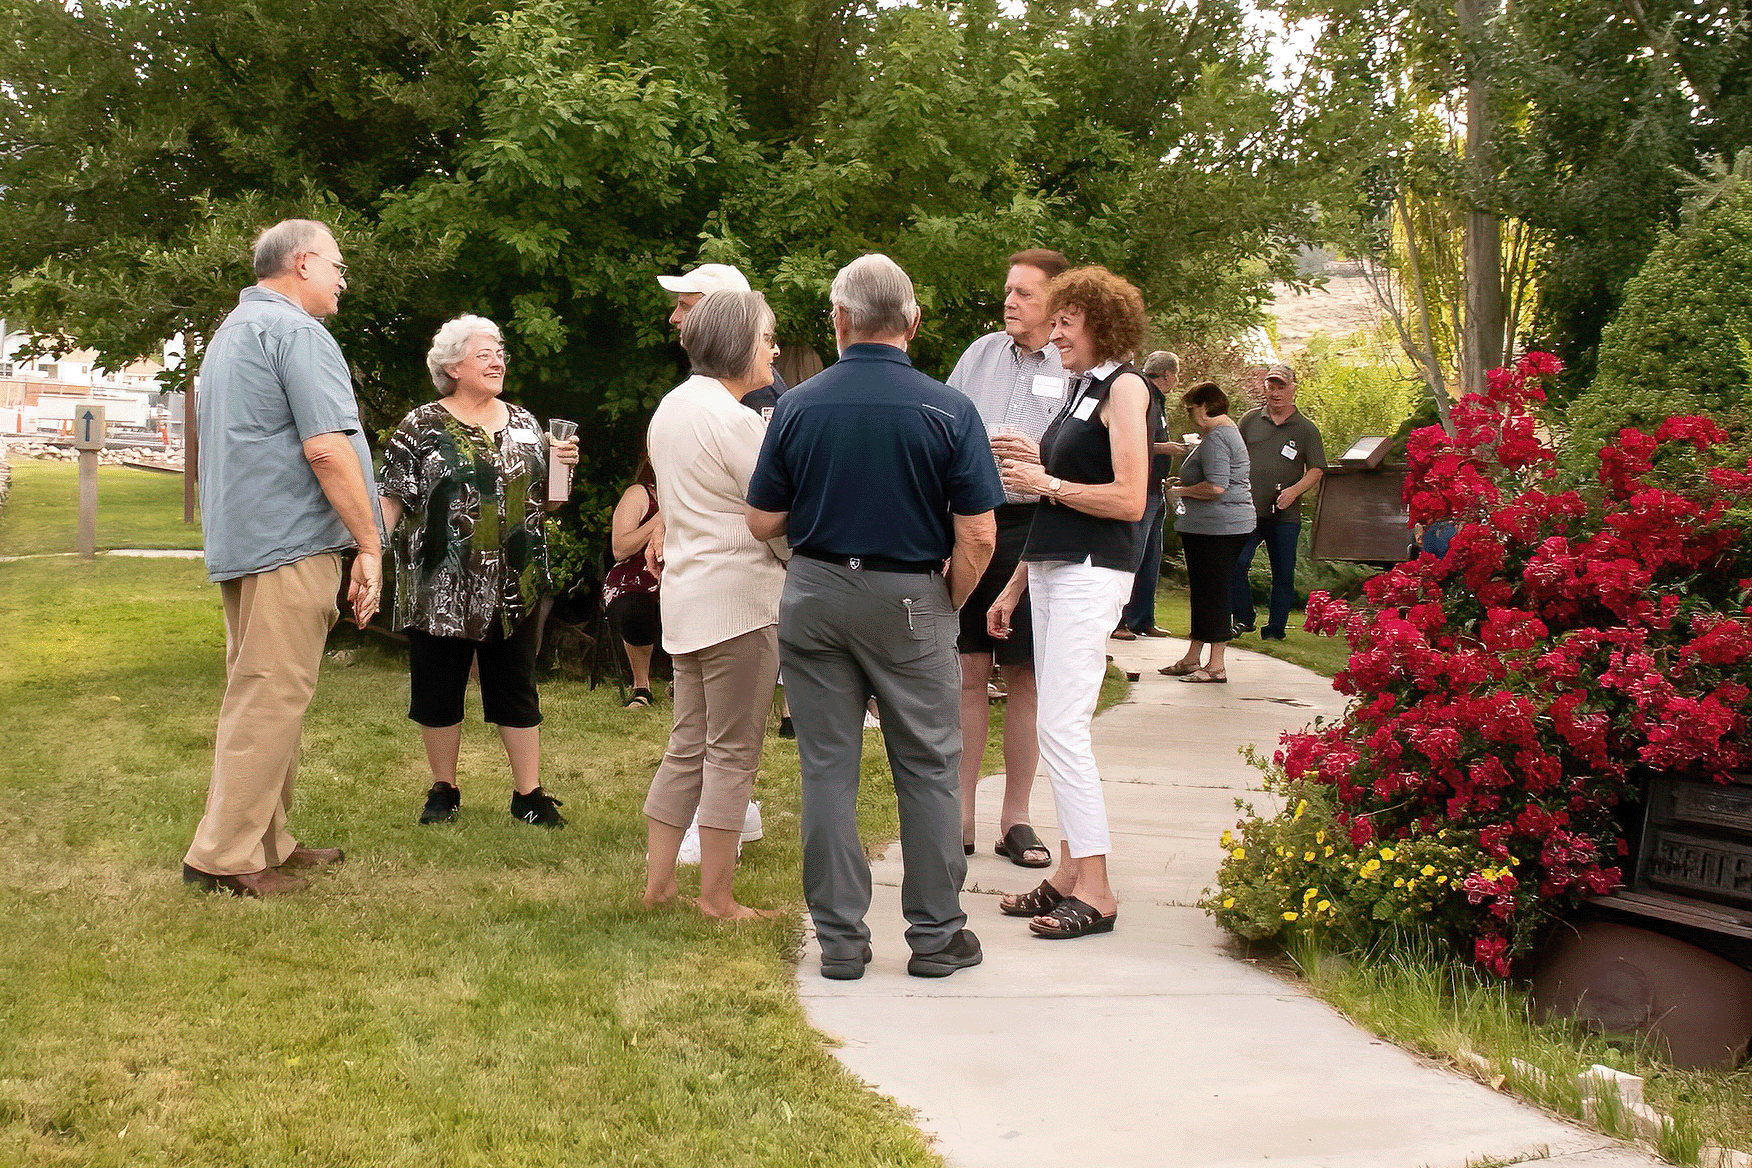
[642,882,681,909]
[698,902,780,922]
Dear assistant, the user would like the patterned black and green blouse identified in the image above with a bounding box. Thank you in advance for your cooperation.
[380,401,551,640]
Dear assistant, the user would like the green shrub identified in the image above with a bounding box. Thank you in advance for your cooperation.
[1562,184,1752,481]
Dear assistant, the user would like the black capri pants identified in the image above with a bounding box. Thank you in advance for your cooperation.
[406,614,543,728]
[1180,531,1251,644]
[606,590,661,648]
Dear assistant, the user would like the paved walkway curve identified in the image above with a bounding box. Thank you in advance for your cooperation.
[799,636,1661,1168]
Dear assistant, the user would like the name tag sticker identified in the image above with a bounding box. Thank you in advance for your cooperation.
[1032,374,1065,398]
[1072,395,1099,422]
[510,428,542,444]
[1280,442,1298,459]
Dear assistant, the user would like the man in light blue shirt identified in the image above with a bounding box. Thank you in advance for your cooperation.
[183,219,383,898]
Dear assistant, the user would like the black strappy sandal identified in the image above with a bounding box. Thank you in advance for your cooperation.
[1000,880,1067,918]
[994,823,1052,869]
[1029,896,1117,938]
[623,687,653,708]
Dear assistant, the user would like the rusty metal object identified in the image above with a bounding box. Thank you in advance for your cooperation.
[1530,920,1752,1070]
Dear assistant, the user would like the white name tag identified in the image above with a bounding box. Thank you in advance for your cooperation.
[1072,395,1099,422]
[1032,374,1065,399]
[1280,442,1298,459]
[510,428,542,444]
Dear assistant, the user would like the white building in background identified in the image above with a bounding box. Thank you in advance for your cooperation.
[1,320,170,439]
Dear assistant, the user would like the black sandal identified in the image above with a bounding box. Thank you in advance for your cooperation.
[994,823,1052,869]
[1000,880,1066,918]
[1029,896,1117,938]
[623,687,653,708]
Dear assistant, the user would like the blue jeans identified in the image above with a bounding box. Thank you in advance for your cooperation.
[1231,518,1300,634]
[1120,495,1166,632]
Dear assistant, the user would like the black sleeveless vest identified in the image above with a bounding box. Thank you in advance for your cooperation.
[1022,363,1157,573]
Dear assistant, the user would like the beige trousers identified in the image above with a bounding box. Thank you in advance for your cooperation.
[643,625,779,832]
[184,553,342,875]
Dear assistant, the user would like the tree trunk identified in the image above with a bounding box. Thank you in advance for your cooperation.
[1457,0,1506,396]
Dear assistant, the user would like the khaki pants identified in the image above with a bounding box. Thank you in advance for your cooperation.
[643,625,779,833]
[184,553,342,875]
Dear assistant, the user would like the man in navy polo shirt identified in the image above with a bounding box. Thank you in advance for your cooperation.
[747,254,1002,981]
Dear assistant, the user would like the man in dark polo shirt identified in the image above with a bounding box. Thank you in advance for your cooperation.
[1231,362,1325,640]
[747,254,1003,982]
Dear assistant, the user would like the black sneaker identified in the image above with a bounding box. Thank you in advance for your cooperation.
[821,943,874,981]
[419,782,460,824]
[778,716,795,740]
[510,787,567,828]
[907,928,983,978]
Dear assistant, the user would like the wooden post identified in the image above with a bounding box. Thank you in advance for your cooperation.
[183,381,197,525]
[72,402,106,557]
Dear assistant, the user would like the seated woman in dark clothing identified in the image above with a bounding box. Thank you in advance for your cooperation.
[604,453,662,708]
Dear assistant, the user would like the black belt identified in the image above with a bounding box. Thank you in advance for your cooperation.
[794,548,941,574]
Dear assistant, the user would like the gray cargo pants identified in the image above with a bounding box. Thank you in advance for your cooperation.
[780,555,968,959]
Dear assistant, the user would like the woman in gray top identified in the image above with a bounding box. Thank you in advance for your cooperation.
[1161,381,1253,682]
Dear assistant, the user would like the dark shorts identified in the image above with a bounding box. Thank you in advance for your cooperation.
[407,614,543,728]
[957,503,1035,668]
[606,590,660,648]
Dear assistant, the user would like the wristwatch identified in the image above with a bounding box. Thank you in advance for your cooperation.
[1045,476,1063,501]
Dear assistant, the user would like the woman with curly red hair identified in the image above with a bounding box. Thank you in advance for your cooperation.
[987,266,1156,938]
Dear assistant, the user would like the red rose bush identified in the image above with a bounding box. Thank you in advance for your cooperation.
[1203,353,1752,975]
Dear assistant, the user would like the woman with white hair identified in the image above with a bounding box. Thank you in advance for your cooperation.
[378,315,578,828]
[641,289,787,921]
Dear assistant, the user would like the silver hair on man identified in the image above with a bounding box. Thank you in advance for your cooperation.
[252,219,334,280]
[1143,350,1180,376]
[681,290,774,382]
[426,314,503,395]
[830,254,919,338]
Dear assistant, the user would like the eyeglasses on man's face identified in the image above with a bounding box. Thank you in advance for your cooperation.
[302,252,349,279]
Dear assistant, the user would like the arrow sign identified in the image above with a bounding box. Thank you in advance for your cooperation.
[81,409,96,445]
[71,401,106,452]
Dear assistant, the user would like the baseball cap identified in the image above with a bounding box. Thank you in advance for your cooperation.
[657,263,751,296]
[1265,362,1296,384]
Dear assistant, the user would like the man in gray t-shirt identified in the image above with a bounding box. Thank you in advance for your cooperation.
[183,219,383,899]
[1231,363,1325,640]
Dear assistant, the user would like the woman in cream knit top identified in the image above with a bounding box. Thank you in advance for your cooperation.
[641,290,788,923]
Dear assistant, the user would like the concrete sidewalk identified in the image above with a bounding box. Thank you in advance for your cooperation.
[798,636,1660,1168]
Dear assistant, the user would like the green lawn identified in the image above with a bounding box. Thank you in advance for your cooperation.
[1148,584,1350,679]
[0,551,946,1166]
[0,458,201,555]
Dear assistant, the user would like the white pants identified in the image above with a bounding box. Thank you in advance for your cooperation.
[1028,559,1133,858]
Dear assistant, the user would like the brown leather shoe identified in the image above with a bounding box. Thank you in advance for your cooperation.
[278,846,345,870]
[182,864,309,897]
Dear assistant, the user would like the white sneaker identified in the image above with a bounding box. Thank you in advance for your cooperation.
[741,800,764,843]
[677,819,701,865]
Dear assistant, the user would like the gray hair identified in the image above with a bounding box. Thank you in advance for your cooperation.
[680,290,774,382]
[253,219,334,279]
[426,315,503,394]
[1143,350,1180,376]
[830,254,919,338]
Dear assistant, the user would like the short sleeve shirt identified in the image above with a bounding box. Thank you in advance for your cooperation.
[946,332,1067,504]
[1237,407,1326,520]
[746,344,1005,561]
[1174,425,1256,536]
[379,401,551,640]
[196,286,380,582]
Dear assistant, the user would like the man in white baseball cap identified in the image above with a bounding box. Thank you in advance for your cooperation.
[657,262,787,413]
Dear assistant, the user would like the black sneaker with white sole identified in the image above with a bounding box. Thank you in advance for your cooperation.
[907,928,983,977]
[510,787,567,828]
[419,782,460,824]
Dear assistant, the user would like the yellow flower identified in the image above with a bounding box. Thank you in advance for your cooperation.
[1380,847,1397,861]
[1361,859,1381,874]
[1303,887,1318,900]
[1421,865,1436,877]
[1294,800,1309,820]
[1393,877,1406,887]
[1282,911,1299,921]
[1436,874,1449,884]
[1315,830,1326,844]
[1323,846,1334,858]
[1316,900,1331,911]
[1220,830,1235,848]
[1231,847,1245,860]
[1303,850,1316,862]
[1222,897,1235,909]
